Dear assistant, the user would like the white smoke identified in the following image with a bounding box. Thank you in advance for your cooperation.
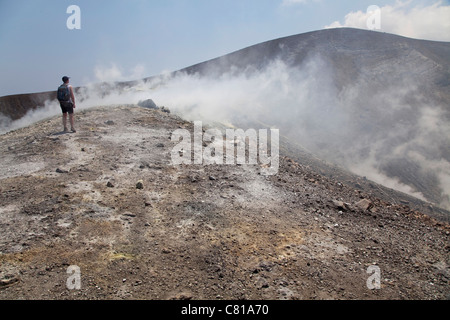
[145,58,450,209]
[0,63,152,135]
[1,55,449,210]
[93,63,147,83]
[0,100,60,134]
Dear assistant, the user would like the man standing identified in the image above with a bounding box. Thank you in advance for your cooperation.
[57,76,76,132]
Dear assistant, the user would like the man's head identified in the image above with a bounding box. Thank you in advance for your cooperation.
[62,76,70,83]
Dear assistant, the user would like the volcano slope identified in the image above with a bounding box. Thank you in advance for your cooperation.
[0,105,449,300]
[168,28,450,211]
[2,28,449,210]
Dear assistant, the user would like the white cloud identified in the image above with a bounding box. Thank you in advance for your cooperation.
[325,1,450,41]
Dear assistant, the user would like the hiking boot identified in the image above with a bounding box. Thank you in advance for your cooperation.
[64,127,69,132]
[71,128,76,133]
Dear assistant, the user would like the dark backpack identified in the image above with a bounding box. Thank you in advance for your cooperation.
[57,84,70,102]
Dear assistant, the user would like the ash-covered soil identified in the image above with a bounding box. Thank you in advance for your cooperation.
[0,105,448,300]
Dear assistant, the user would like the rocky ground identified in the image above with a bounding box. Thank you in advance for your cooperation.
[0,105,448,300]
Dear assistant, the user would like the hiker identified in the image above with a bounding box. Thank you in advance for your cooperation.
[57,76,76,132]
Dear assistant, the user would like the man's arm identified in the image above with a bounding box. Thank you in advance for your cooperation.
[69,86,76,108]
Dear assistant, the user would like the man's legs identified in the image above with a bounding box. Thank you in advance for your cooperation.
[62,113,68,131]
[69,113,76,132]
[61,102,75,132]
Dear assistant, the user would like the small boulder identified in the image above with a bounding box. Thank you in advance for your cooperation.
[160,106,170,113]
[355,199,373,211]
[136,180,144,189]
[332,200,349,211]
[138,99,158,110]
[0,275,19,287]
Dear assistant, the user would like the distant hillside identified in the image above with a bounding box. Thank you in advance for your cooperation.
[0,91,56,121]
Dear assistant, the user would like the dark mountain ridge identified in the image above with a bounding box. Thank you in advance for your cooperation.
[177,28,449,97]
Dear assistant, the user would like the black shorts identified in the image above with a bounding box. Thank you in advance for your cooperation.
[60,101,74,114]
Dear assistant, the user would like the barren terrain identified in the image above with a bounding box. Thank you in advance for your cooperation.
[0,105,448,300]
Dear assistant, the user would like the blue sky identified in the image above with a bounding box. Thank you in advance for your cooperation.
[0,0,449,96]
